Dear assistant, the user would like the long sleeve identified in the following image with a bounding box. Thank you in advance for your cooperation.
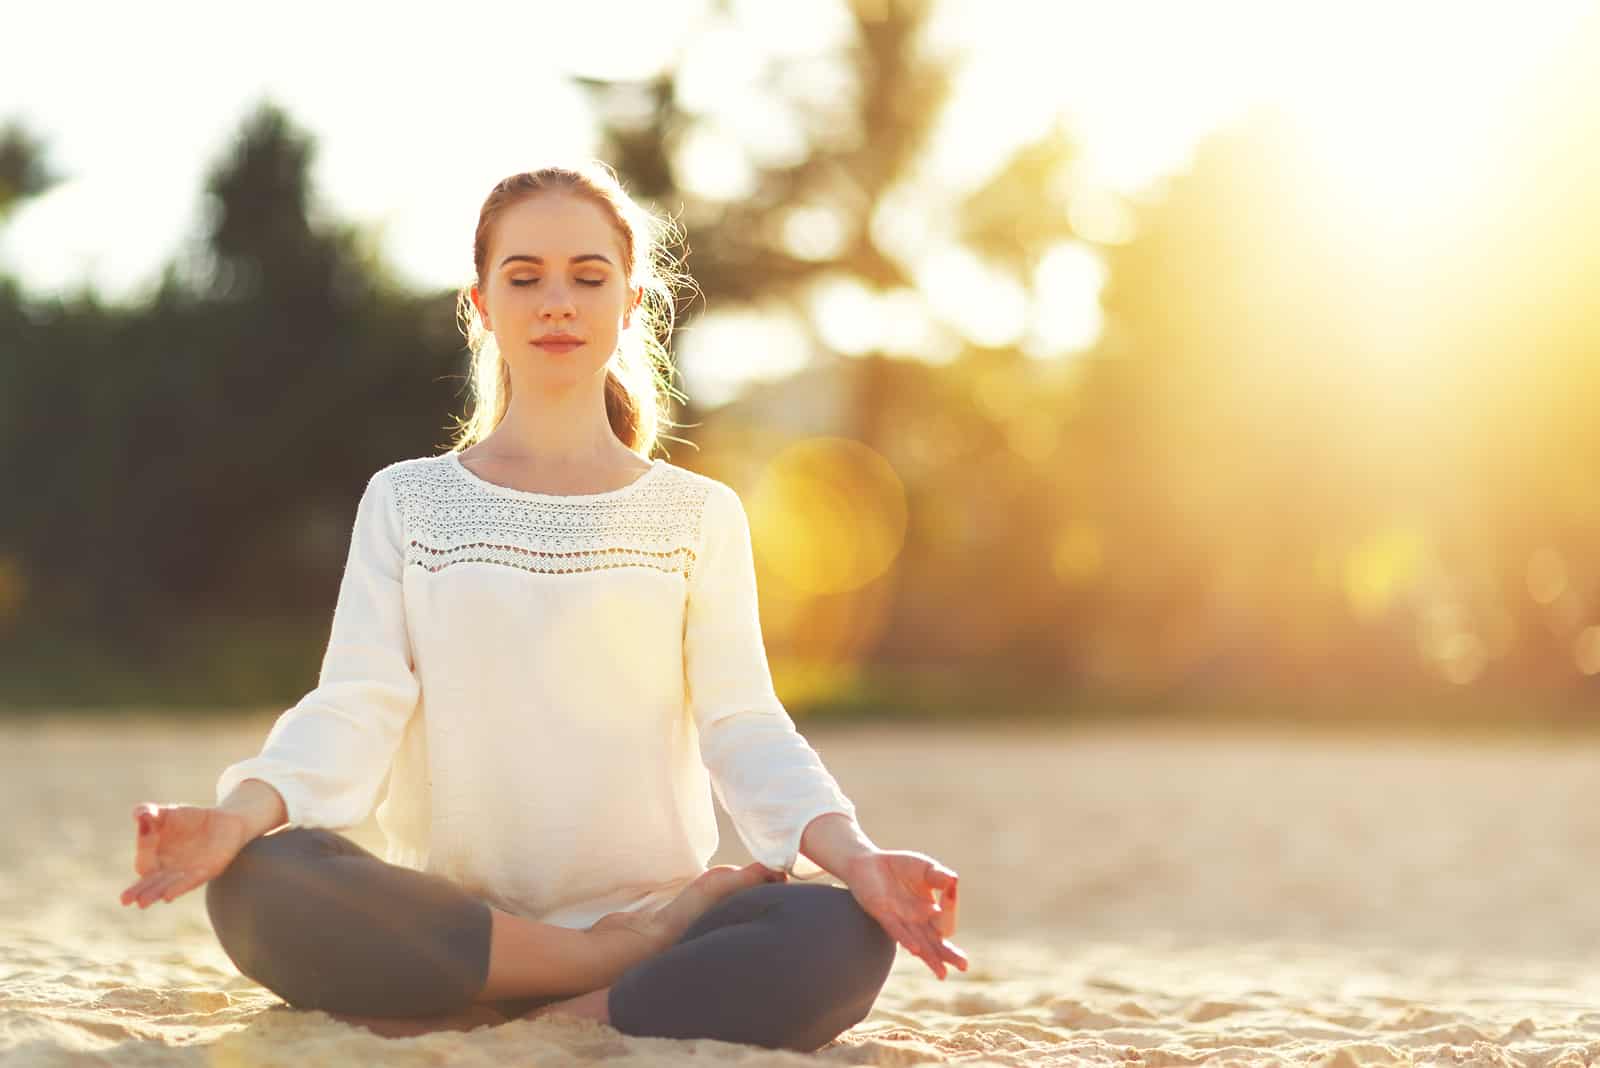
[684,481,856,880]
[215,467,421,830]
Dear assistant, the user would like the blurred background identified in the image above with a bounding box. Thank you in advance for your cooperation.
[3,0,1598,726]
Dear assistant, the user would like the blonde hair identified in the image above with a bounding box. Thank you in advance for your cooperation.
[449,162,690,457]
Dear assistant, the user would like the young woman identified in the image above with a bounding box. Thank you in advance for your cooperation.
[119,163,967,1052]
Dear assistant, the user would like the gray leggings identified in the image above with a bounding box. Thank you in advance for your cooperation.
[205,827,897,1051]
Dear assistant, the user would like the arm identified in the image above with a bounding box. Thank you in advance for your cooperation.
[122,471,420,911]
[214,468,421,831]
[684,482,857,879]
[685,481,969,980]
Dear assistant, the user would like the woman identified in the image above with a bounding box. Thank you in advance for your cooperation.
[120,163,966,1052]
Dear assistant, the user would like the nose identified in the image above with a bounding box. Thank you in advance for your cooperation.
[538,280,577,322]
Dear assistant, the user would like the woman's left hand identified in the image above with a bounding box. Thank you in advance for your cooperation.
[842,850,968,980]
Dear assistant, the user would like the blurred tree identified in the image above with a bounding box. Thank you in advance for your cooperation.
[580,0,951,445]
[959,129,1080,268]
[0,119,59,223]
[0,119,67,650]
[0,101,467,699]
[577,0,1099,679]
[5,7,1596,713]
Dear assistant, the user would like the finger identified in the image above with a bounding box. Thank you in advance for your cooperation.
[159,870,203,903]
[149,870,192,907]
[880,916,925,968]
[132,872,175,908]
[893,900,937,932]
[138,871,187,908]
[895,916,947,979]
[912,915,968,976]
[919,893,965,966]
[890,923,941,979]
[935,881,959,937]
[133,805,160,875]
[924,863,959,894]
[938,936,970,972]
[121,871,169,906]
[122,876,153,907]
[925,946,948,980]
[152,871,188,904]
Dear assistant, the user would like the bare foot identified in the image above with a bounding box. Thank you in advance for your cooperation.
[518,986,612,1025]
[325,1003,508,1038]
[652,862,785,944]
[519,865,785,1030]
[591,862,784,952]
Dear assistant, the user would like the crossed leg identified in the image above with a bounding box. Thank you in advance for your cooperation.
[577,882,895,1051]
[206,828,895,1050]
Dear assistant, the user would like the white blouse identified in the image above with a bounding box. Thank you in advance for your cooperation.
[215,452,857,930]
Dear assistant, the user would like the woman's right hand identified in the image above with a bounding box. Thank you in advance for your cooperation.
[120,803,252,908]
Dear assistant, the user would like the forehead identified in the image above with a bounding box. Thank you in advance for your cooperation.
[489,192,626,266]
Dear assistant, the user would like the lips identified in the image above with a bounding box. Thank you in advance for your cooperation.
[534,334,585,354]
[533,336,584,353]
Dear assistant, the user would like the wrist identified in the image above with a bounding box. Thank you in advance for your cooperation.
[213,806,256,846]
[584,916,669,978]
[799,811,879,878]
[217,779,287,843]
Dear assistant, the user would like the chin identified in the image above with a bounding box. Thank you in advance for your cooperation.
[528,363,608,394]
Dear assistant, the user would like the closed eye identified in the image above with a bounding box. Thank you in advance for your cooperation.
[509,279,606,288]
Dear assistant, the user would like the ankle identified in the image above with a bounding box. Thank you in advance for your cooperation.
[588,909,675,959]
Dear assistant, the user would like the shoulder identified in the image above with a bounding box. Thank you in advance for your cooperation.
[366,453,454,504]
[652,461,745,527]
[653,459,730,499]
[343,455,452,533]
[637,462,756,578]
[375,453,447,483]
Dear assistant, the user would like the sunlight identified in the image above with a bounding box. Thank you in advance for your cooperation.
[676,307,813,408]
[936,0,1593,253]
[914,245,1029,349]
[1027,241,1105,357]
[929,0,1267,196]
[1269,1,1592,253]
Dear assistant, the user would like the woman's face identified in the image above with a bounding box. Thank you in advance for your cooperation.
[471,192,640,392]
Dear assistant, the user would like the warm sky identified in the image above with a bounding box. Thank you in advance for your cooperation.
[1,0,1590,400]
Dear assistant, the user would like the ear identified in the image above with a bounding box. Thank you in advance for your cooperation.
[470,284,492,331]
[623,286,643,329]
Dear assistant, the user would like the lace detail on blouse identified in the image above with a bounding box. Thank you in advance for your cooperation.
[387,455,711,581]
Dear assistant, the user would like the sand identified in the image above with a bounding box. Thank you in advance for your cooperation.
[5,714,1600,1066]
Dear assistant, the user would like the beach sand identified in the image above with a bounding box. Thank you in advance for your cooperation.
[5,714,1600,1065]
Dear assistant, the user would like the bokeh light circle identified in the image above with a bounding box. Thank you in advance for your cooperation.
[747,438,908,596]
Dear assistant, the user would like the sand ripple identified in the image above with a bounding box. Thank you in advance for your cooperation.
[6,716,1600,1065]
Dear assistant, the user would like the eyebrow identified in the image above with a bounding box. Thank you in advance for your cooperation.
[498,254,614,269]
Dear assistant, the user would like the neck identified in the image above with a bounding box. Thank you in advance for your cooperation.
[484,367,631,464]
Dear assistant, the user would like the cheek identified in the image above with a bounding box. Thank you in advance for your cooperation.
[492,287,525,313]
[588,295,629,327]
